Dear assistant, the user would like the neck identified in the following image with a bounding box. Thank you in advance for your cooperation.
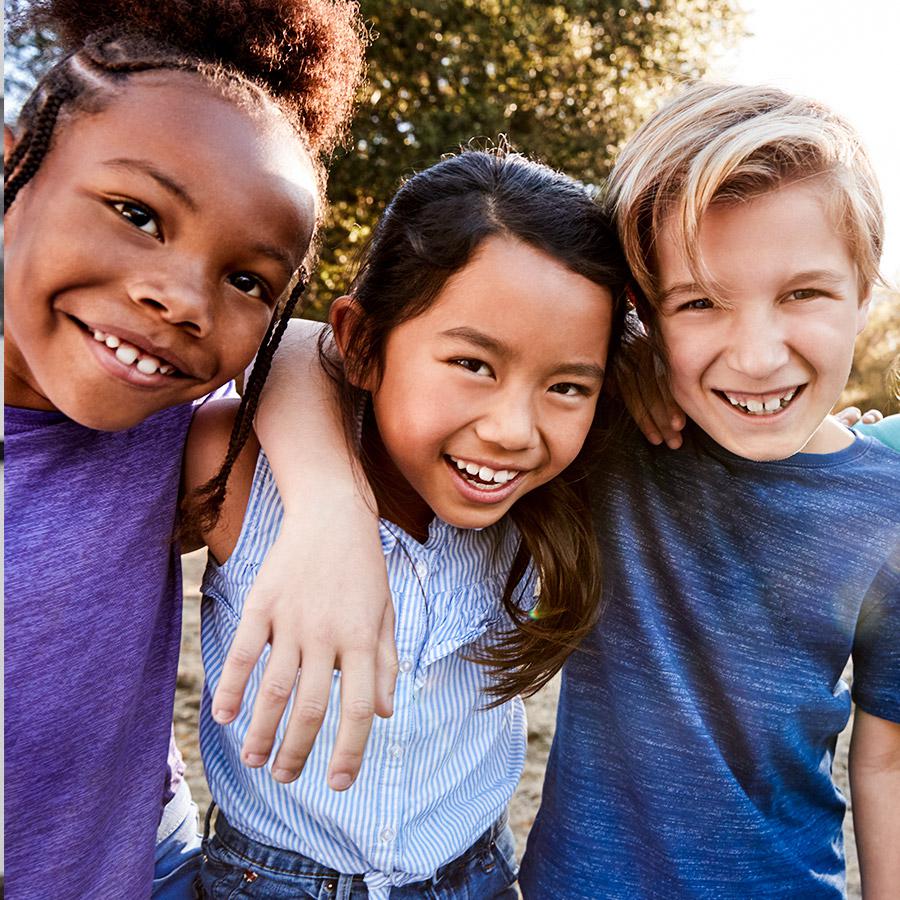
[4,337,57,411]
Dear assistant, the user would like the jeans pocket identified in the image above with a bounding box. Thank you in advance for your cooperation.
[487,825,519,887]
[198,836,253,900]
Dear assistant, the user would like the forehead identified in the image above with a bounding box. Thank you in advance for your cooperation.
[656,180,858,300]
[51,72,317,253]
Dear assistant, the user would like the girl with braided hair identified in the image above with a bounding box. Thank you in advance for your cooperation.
[4,2,394,897]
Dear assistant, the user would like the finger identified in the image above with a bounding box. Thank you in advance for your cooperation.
[213,605,272,724]
[239,641,301,768]
[835,406,861,427]
[626,385,664,445]
[270,652,336,783]
[326,652,377,791]
[861,409,883,424]
[374,600,398,719]
[656,379,685,450]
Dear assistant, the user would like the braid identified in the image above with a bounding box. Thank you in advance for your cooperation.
[4,80,73,212]
[189,270,309,534]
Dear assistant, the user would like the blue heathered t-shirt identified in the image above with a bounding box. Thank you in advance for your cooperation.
[520,418,899,899]
[5,403,193,899]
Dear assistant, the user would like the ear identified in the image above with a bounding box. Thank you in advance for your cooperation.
[856,290,872,335]
[5,124,17,164]
[329,295,373,390]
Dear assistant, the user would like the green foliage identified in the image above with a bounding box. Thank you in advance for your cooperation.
[841,289,900,414]
[314,0,744,317]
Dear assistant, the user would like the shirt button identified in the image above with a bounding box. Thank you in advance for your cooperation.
[379,826,395,843]
[389,743,403,760]
[399,658,413,674]
[414,560,429,579]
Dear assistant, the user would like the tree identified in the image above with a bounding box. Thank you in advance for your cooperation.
[315,0,744,315]
[4,0,745,316]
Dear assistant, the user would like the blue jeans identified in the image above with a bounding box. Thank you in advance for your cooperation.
[152,778,203,899]
[199,805,518,899]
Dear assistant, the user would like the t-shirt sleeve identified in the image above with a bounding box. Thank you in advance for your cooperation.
[852,548,900,722]
[193,380,240,407]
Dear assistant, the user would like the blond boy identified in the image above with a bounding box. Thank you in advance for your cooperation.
[519,84,900,899]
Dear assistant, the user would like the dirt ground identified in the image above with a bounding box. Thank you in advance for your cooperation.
[176,549,861,897]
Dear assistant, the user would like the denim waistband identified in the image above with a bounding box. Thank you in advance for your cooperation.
[204,802,508,887]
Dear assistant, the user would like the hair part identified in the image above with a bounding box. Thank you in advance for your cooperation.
[606,83,885,314]
[319,147,630,703]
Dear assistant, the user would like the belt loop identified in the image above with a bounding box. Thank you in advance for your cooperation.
[202,800,218,842]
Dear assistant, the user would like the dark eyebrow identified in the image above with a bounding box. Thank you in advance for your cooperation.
[549,362,605,381]
[441,326,510,356]
[441,327,605,381]
[247,242,297,281]
[102,158,197,211]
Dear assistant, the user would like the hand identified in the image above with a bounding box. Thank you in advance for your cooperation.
[613,316,685,449]
[834,406,883,428]
[211,511,397,790]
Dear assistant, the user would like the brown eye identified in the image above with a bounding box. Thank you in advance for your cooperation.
[112,201,160,238]
[790,289,819,301]
[229,272,268,300]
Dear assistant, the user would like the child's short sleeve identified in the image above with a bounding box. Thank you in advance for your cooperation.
[852,553,900,723]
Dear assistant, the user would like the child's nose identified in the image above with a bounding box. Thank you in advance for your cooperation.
[474,392,539,451]
[724,309,791,380]
[127,270,214,337]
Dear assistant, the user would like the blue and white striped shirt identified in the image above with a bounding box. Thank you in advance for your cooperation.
[200,451,529,898]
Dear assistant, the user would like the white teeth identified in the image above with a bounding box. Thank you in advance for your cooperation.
[449,456,519,486]
[159,364,175,375]
[137,356,160,375]
[105,334,121,349]
[93,329,107,342]
[115,344,139,365]
[723,388,800,416]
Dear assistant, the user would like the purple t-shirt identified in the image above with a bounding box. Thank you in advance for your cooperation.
[5,402,193,899]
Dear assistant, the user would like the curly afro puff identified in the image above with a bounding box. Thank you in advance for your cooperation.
[10,0,366,156]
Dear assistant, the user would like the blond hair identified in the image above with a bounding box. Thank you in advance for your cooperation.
[606,83,884,310]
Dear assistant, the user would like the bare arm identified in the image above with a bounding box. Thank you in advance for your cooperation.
[212,319,395,790]
[849,708,900,899]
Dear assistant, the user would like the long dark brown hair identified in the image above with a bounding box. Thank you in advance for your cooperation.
[319,148,629,703]
[5,0,367,530]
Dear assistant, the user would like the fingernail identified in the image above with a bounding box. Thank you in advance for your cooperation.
[272,768,296,782]
[213,708,233,723]
[244,752,267,767]
[648,433,663,446]
[329,772,353,791]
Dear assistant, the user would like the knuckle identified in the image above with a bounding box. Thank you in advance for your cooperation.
[259,678,296,705]
[293,700,328,726]
[227,645,261,670]
[344,699,375,722]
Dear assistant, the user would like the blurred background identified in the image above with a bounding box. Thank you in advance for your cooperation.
[6,4,898,897]
[6,0,898,411]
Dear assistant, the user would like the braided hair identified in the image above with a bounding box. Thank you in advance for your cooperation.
[5,0,367,527]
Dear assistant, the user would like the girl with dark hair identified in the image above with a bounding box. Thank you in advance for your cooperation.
[186,148,628,898]
[4,1,377,897]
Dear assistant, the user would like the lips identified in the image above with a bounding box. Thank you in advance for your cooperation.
[72,315,199,379]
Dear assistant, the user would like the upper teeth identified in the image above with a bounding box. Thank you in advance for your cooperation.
[450,456,518,485]
[723,389,796,415]
[92,329,176,376]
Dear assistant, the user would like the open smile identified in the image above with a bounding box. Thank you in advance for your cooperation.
[713,384,806,419]
[444,454,527,504]
[72,316,194,387]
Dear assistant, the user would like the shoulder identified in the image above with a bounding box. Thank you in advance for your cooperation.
[183,398,260,560]
[854,414,900,454]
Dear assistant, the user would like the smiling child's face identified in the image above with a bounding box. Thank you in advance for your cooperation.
[354,235,613,536]
[653,179,870,461]
[4,72,317,430]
